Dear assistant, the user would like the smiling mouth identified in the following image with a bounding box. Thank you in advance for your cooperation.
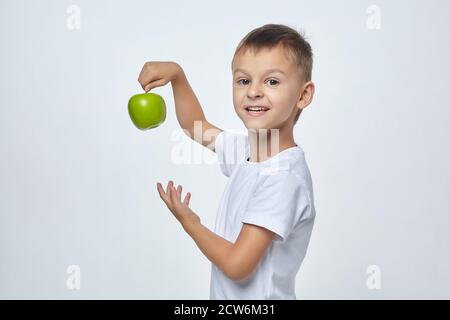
[244,106,270,117]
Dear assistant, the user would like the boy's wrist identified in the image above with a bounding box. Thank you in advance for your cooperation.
[171,62,184,83]
[182,218,201,234]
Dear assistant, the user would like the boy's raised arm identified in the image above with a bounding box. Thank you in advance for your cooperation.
[170,65,223,152]
[138,61,222,153]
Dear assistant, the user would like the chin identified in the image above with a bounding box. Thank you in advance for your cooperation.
[243,120,272,131]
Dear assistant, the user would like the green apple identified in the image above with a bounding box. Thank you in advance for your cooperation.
[128,92,166,130]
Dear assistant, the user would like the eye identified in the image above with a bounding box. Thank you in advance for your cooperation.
[235,79,279,86]
[236,79,249,85]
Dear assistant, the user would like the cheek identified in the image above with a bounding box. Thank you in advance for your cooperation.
[268,96,297,120]
[268,93,290,111]
[232,95,239,110]
[232,90,245,107]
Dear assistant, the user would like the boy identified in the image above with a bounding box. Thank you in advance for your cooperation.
[138,23,316,299]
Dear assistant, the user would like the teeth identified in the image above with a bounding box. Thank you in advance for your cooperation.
[247,106,268,111]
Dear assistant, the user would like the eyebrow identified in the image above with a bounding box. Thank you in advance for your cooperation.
[233,68,287,76]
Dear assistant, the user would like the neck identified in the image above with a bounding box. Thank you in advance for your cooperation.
[247,125,297,163]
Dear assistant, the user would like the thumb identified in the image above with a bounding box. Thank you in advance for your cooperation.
[144,79,166,93]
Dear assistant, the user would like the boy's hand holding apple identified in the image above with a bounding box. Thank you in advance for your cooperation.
[137,61,182,93]
[128,61,182,130]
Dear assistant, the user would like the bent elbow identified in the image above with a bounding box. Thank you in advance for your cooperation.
[225,262,253,282]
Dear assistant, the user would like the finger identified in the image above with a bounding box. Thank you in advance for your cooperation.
[177,185,182,199]
[156,182,169,204]
[183,192,191,206]
[156,182,164,196]
[166,180,173,195]
[144,78,165,93]
[137,64,146,85]
[169,184,178,204]
[144,82,154,92]
[138,63,152,88]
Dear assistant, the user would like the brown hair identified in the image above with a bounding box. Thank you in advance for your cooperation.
[232,24,313,125]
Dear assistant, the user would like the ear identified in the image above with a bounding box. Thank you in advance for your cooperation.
[296,81,315,111]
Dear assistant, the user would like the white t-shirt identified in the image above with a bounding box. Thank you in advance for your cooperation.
[210,130,316,300]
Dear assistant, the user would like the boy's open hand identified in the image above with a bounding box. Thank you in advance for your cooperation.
[156,180,201,228]
[138,61,181,93]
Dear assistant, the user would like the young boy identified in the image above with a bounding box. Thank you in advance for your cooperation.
[138,23,316,299]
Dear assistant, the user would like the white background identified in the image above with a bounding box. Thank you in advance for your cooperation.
[1,0,449,299]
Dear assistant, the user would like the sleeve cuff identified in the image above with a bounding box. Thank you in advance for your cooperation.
[241,213,288,243]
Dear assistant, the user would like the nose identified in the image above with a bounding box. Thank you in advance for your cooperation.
[247,82,263,99]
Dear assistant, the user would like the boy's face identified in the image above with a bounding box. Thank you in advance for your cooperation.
[232,45,304,131]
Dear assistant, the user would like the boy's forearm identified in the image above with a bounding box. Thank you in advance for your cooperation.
[171,66,207,132]
[182,219,235,280]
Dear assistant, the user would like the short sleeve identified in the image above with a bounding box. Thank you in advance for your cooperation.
[241,171,311,243]
[215,130,247,177]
